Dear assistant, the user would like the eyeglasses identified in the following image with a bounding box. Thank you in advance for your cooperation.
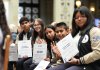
[34,24,41,27]
[74,15,86,20]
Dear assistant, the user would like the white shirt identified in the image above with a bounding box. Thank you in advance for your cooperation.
[73,32,81,47]
[23,33,28,40]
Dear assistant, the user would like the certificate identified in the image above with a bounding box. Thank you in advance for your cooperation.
[56,33,79,63]
[33,43,47,63]
[34,60,50,70]
[9,43,18,61]
[18,40,32,58]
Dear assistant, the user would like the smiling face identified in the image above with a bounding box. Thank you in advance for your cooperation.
[55,26,69,40]
[74,12,87,28]
[33,20,42,33]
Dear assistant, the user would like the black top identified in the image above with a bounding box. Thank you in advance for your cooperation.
[18,28,33,40]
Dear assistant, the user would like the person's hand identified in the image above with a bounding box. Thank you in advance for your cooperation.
[22,55,28,58]
[44,58,50,61]
[51,41,61,57]
[36,39,46,44]
[17,26,23,33]
[67,57,79,65]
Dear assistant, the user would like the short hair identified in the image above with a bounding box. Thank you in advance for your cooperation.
[55,22,69,30]
[19,16,29,24]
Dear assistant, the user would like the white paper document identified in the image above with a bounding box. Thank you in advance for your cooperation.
[56,33,79,63]
[9,43,18,61]
[34,60,50,70]
[33,43,47,63]
[18,40,32,58]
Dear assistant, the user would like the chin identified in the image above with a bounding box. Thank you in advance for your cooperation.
[37,30,40,33]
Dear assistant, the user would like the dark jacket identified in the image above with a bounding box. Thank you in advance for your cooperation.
[18,28,33,40]
[78,27,100,70]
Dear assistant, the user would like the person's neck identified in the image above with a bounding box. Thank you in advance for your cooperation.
[24,29,29,33]
[50,37,54,42]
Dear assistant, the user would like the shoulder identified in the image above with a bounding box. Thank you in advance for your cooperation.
[90,27,100,35]
[90,27,100,41]
[91,27,100,31]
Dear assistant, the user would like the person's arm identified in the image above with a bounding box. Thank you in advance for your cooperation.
[4,35,11,70]
[79,27,100,64]
[51,41,61,59]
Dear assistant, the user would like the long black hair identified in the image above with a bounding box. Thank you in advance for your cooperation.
[71,6,95,37]
[0,0,10,70]
[0,1,10,36]
[45,25,57,59]
[0,0,10,47]
[45,25,57,43]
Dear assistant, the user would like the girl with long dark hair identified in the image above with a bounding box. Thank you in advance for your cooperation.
[47,6,100,70]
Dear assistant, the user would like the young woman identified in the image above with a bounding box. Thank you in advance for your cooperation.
[23,18,46,70]
[0,0,10,70]
[47,6,100,70]
[32,18,46,44]
[45,25,58,65]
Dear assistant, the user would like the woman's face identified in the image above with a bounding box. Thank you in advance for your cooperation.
[74,12,87,28]
[33,21,42,33]
[45,28,55,40]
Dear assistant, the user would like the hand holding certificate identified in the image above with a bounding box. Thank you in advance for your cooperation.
[33,43,47,63]
[56,33,79,63]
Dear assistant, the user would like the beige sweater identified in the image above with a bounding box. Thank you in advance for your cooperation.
[80,27,100,64]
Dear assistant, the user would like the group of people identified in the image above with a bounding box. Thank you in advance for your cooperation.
[0,0,100,70]
[9,16,70,70]
[9,6,100,70]
[47,6,100,70]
